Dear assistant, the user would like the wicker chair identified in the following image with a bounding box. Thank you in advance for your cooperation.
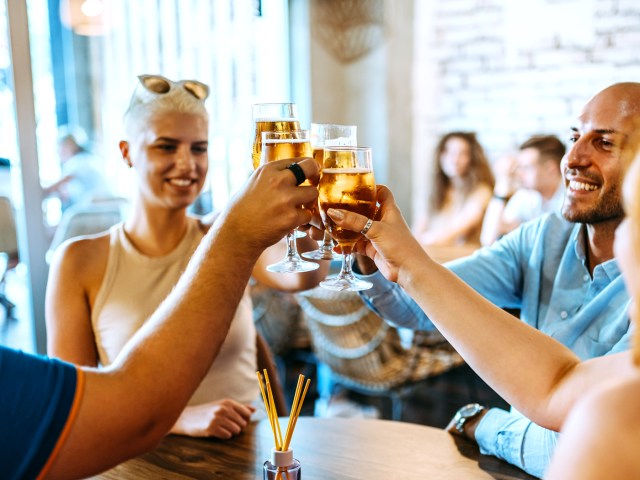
[296,286,464,420]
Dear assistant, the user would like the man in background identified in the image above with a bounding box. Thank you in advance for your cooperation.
[481,135,565,246]
[44,126,113,211]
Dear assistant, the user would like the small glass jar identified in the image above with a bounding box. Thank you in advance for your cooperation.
[263,448,301,480]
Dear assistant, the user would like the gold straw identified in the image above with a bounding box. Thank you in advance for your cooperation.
[284,378,310,451]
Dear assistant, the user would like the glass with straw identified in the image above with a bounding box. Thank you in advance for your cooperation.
[318,146,376,291]
[301,123,357,261]
[261,130,319,273]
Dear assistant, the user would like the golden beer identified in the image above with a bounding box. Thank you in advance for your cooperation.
[261,138,312,164]
[252,119,301,169]
[312,148,324,168]
[319,168,376,248]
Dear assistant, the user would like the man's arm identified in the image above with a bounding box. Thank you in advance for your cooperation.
[46,158,320,479]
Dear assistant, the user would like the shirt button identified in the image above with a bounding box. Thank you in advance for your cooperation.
[560,311,568,319]
[583,274,590,282]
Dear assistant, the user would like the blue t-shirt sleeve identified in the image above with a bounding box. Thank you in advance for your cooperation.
[0,346,79,480]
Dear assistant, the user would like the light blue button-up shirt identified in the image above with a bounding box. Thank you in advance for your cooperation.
[357,213,631,478]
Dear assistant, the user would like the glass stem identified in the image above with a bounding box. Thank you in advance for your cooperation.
[285,231,299,259]
[320,229,334,252]
[340,251,354,278]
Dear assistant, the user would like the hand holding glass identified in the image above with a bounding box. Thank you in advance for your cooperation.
[261,130,319,273]
[302,124,357,261]
[318,147,375,291]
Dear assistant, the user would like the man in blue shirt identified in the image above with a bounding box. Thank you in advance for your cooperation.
[0,158,319,479]
[353,82,639,478]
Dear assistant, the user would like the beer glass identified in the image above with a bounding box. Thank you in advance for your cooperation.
[301,123,357,261]
[252,103,301,170]
[252,103,306,239]
[318,147,375,291]
[261,130,320,273]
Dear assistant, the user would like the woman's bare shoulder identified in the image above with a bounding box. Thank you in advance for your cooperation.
[50,231,111,278]
[548,375,640,479]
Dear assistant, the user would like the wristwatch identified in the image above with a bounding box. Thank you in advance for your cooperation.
[453,403,485,434]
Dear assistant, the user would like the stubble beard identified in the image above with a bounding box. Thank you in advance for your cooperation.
[561,184,624,224]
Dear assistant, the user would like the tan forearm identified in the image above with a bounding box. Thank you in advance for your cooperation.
[398,257,584,429]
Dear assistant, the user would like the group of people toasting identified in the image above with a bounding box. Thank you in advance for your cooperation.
[2,76,640,480]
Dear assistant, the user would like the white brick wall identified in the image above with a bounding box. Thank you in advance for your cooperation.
[411,0,640,220]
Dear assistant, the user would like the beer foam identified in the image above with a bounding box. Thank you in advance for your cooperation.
[264,138,310,144]
[322,168,372,174]
[254,117,297,122]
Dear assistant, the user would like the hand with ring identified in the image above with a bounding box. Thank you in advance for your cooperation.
[222,158,320,257]
[326,185,432,284]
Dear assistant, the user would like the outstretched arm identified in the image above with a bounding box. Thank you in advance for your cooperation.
[326,185,634,431]
[47,158,320,479]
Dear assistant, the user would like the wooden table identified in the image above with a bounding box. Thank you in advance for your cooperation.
[94,417,536,479]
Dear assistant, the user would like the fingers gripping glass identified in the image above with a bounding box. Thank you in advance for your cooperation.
[318,146,375,291]
[301,124,357,262]
[138,74,210,101]
[261,130,319,274]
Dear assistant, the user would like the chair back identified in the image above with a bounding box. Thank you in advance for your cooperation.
[0,196,18,260]
[49,197,129,253]
[296,287,464,393]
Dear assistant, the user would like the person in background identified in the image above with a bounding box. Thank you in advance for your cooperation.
[412,131,494,247]
[350,82,640,478]
[326,140,640,479]
[43,126,113,211]
[46,75,327,440]
[1,156,321,479]
[480,135,566,246]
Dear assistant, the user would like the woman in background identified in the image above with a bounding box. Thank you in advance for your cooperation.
[413,132,494,247]
[46,74,326,439]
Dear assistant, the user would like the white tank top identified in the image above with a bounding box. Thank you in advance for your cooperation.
[91,219,259,405]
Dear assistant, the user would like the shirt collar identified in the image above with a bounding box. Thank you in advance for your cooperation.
[572,223,621,281]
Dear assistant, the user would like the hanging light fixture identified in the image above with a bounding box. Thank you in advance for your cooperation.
[60,0,111,36]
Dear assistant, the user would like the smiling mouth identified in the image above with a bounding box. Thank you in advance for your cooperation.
[568,180,599,192]
[167,178,195,187]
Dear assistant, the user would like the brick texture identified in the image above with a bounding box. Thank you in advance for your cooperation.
[412,0,640,217]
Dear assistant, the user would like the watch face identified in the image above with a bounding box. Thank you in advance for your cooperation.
[459,403,482,418]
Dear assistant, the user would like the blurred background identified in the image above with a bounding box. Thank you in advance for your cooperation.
[1,0,640,354]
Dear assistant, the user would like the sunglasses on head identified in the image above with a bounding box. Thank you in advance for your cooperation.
[138,74,209,101]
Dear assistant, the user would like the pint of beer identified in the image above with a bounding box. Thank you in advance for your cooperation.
[252,103,300,169]
[319,167,376,247]
[318,146,376,291]
[259,129,319,274]
[261,131,312,166]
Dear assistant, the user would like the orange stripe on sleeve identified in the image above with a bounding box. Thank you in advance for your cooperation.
[36,367,86,480]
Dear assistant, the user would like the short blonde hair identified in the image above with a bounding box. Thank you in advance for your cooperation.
[123,74,209,140]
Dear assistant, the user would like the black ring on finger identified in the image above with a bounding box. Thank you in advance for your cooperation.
[287,162,306,186]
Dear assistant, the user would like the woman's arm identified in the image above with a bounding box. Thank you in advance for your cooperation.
[326,185,634,430]
[45,236,108,366]
[419,184,492,246]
